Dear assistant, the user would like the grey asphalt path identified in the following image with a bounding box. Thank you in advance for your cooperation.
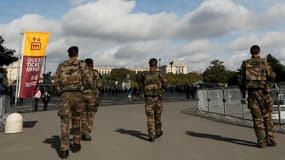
[0,101,284,160]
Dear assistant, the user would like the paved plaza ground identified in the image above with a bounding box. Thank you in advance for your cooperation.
[0,97,285,160]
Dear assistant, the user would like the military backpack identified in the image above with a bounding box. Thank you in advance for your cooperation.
[143,71,162,96]
[244,58,267,89]
[59,60,85,92]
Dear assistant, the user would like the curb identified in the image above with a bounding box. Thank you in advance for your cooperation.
[181,108,285,134]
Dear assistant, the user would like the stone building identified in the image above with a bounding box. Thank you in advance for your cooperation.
[160,61,187,74]
[3,61,20,85]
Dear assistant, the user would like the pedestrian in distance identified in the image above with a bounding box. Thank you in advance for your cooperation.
[238,45,277,148]
[128,88,133,102]
[33,87,41,111]
[185,84,190,100]
[42,89,50,111]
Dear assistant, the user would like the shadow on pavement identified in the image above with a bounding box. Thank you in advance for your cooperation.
[186,131,257,148]
[23,121,38,128]
[115,128,149,141]
[42,135,60,156]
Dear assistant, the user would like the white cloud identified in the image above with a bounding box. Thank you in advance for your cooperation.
[61,0,177,42]
[228,31,285,53]
[178,40,217,57]
[0,14,61,49]
[1,0,285,73]
[70,0,91,6]
[224,52,248,70]
[278,48,285,62]
[263,4,285,24]
[226,30,285,70]
[114,40,170,60]
[228,34,258,51]
[63,0,253,41]
[174,0,251,39]
[174,40,217,72]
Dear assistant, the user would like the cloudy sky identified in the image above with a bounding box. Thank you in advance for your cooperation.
[1,0,285,73]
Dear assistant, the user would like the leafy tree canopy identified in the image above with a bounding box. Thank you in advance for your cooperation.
[203,59,227,83]
[165,72,203,86]
[109,68,133,82]
[0,35,18,66]
[266,54,285,82]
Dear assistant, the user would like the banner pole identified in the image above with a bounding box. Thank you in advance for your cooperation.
[14,30,25,108]
[43,55,46,84]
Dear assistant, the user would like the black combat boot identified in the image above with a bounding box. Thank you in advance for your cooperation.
[71,143,81,153]
[257,140,266,148]
[266,138,277,147]
[59,150,69,159]
[148,137,155,142]
[155,131,163,139]
[82,132,92,141]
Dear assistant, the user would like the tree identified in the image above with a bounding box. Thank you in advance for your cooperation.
[165,72,203,86]
[109,68,132,82]
[266,54,285,82]
[0,35,18,66]
[42,72,52,84]
[203,60,227,83]
[226,70,238,86]
[108,68,140,89]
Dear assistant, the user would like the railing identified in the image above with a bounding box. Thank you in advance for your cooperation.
[197,86,285,125]
[0,95,12,130]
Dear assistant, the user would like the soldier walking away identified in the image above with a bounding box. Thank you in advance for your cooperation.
[81,58,102,141]
[238,45,277,148]
[54,46,93,159]
[42,89,50,111]
[138,58,168,142]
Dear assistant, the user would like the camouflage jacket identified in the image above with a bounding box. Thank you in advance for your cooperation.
[54,57,93,94]
[238,57,276,96]
[137,68,168,97]
[83,68,102,97]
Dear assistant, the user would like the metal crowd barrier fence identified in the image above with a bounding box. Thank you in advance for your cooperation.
[0,95,12,130]
[197,87,285,125]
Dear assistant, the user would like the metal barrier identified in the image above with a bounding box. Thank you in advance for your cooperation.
[197,86,285,125]
[0,95,11,130]
[272,88,285,124]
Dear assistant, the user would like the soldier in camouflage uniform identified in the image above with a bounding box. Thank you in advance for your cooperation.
[54,46,93,159]
[238,45,276,148]
[81,58,102,141]
[138,58,168,142]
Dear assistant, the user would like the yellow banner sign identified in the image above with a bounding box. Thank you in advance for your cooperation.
[23,32,50,56]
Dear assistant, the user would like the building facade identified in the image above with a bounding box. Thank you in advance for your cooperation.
[95,61,187,75]
[4,61,20,85]
[95,66,114,75]
[95,66,149,75]
[126,66,149,73]
[160,61,187,74]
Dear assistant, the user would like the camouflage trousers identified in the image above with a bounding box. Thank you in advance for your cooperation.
[248,90,274,143]
[82,92,98,134]
[58,92,85,151]
[145,96,163,138]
